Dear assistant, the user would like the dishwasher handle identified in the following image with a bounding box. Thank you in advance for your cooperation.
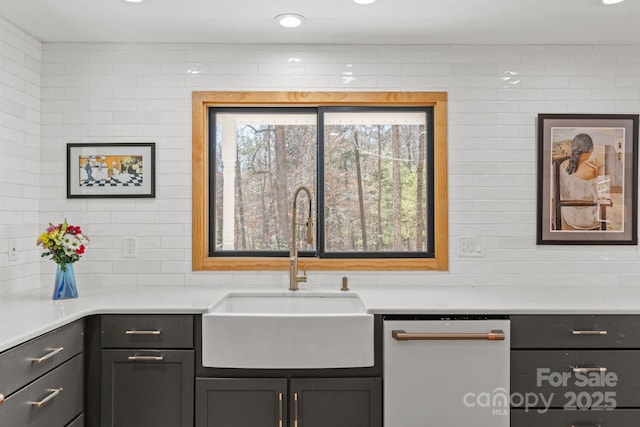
[391,329,506,341]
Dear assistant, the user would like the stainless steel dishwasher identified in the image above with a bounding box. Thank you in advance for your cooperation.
[383,316,510,426]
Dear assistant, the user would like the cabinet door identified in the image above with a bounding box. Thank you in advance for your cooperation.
[290,378,381,427]
[66,414,84,427]
[195,378,287,427]
[101,349,194,427]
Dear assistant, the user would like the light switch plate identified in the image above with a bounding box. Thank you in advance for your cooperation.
[8,239,18,262]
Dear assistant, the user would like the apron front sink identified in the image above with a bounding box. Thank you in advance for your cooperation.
[202,292,374,369]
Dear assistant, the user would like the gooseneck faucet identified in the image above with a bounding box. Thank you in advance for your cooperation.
[290,186,313,291]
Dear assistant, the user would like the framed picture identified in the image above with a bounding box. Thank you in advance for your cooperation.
[537,114,638,245]
[67,143,156,198]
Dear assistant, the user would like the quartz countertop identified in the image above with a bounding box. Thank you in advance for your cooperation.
[1,283,639,353]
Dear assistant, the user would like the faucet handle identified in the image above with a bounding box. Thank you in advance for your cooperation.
[297,261,308,283]
[306,217,314,244]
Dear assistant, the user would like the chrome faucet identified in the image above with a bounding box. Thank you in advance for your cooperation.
[289,186,313,291]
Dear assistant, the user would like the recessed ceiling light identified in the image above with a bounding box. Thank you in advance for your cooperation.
[274,14,306,28]
[354,0,377,4]
[123,0,147,3]
[602,0,625,4]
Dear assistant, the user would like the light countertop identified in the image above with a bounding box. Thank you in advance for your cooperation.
[1,283,639,353]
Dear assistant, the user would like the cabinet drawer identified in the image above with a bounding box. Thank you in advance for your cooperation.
[512,408,640,426]
[101,315,193,349]
[512,350,640,408]
[0,320,83,398]
[511,315,640,349]
[0,354,83,427]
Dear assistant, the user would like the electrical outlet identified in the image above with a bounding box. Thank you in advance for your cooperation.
[8,239,18,262]
[457,236,485,257]
[124,237,137,258]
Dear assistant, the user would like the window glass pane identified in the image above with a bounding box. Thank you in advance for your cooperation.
[213,111,317,252]
[323,111,429,253]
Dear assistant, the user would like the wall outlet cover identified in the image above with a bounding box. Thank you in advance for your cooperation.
[457,236,485,257]
[8,239,18,262]
[124,237,137,258]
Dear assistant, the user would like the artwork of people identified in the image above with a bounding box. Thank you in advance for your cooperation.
[79,155,144,187]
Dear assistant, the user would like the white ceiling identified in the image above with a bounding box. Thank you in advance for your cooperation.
[1,0,639,45]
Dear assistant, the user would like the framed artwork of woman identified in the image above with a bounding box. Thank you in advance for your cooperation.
[537,114,638,245]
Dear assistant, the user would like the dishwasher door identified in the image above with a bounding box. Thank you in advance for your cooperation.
[383,318,510,427]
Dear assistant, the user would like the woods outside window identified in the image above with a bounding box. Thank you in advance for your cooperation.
[192,92,448,271]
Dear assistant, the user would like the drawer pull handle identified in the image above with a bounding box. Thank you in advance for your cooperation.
[125,330,161,335]
[572,367,607,373]
[572,330,607,335]
[29,388,63,408]
[278,392,283,427]
[571,424,601,427]
[0,393,4,405]
[392,329,505,341]
[294,392,299,427]
[127,355,164,361]
[30,347,64,363]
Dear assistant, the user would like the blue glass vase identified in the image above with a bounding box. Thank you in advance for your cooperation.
[53,263,78,300]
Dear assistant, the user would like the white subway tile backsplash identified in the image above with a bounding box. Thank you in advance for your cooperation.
[115,63,163,75]
[6,33,640,295]
[375,76,426,89]
[591,88,640,100]
[567,100,617,113]
[114,261,162,274]
[0,18,40,296]
[42,75,89,88]
[615,100,640,112]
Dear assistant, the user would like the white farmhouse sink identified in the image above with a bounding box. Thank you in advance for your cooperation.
[202,292,374,369]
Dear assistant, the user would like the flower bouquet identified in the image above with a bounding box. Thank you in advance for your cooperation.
[37,220,89,300]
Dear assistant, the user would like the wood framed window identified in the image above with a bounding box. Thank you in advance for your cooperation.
[192,91,448,271]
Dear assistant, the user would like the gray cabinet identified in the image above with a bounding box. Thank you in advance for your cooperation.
[0,320,84,427]
[291,378,381,427]
[512,408,640,426]
[195,377,381,427]
[196,378,287,427]
[66,414,84,427]
[511,315,640,426]
[100,315,194,427]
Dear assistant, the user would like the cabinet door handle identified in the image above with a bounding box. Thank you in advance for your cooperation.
[572,330,607,335]
[571,424,601,427]
[277,392,283,427]
[30,347,64,363]
[29,388,63,408]
[127,355,164,361]
[125,330,161,335]
[293,392,299,427]
[392,329,505,341]
[572,367,607,373]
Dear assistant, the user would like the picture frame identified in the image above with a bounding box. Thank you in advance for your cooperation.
[537,114,638,245]
[67,142,156,198]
